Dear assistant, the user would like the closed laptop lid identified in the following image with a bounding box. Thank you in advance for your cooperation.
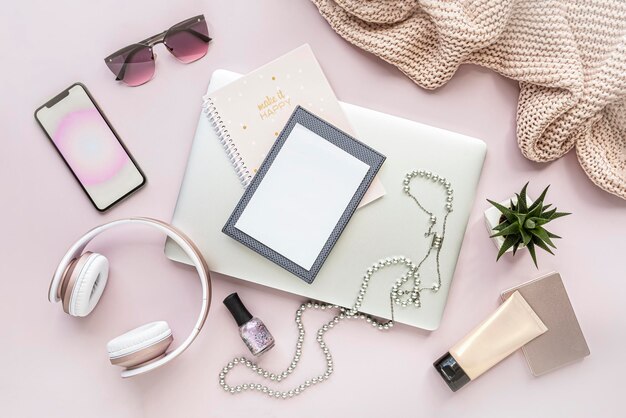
[165,69,487,330]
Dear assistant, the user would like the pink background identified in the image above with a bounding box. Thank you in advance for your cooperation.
[2,1,625,417]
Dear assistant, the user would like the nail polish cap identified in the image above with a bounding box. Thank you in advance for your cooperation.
[433,352,470,392]
[223,292,253,327]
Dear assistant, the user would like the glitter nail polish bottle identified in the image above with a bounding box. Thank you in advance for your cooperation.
[223,292,275,356]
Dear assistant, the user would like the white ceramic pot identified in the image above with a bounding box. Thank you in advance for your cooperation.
[484,194,533,253]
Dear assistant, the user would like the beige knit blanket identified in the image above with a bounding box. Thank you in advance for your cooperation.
[311,0,626,199]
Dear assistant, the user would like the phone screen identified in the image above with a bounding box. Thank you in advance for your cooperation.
[35,84,145,211]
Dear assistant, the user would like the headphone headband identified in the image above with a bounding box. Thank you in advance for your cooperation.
[49,217,211,378]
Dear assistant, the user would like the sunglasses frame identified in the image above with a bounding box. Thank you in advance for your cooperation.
[105,15,212,84]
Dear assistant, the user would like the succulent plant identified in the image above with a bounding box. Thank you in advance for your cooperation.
[487,183,571,267]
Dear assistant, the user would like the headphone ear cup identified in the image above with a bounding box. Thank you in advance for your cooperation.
[66,253,109,317]
[107,321,173,369]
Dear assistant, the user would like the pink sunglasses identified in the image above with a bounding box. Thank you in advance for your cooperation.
[105,15,212,86]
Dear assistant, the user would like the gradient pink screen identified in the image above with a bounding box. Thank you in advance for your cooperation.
[52,107,131,186]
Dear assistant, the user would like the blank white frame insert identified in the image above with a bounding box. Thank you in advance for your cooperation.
[235,123,369,270]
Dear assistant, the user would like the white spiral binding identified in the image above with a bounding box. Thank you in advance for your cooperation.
[202,95,252,187]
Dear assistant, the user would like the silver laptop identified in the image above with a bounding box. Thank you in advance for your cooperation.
[165,70,486,330]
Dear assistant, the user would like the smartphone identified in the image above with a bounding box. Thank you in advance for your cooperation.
[35,83,145,211]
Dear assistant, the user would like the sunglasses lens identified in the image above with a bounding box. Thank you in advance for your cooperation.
[164,18,210,63]
[105,45,155,86]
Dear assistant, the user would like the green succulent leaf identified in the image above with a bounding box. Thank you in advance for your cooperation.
[528,185,550,212]
[520,226,532,246]
[542,207,557,219]
[512,241,520,255]
[532,235,555,255]
[490,221,520,238]
[518,183,529,212]
[516,194,527,213]
[550,211,572,220]
[527,242,539,268]
[530,226,557,248]
[528,216,550,227]
[524,219,536,229]
[487,199,516,223]
[527,203,543,218]
[493,221,509,231]
[497,235,519,261]
[546,230,562,239]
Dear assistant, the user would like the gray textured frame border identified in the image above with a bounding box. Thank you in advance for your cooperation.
[222,106,386,284]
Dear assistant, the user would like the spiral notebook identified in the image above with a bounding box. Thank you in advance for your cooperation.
[201,44,385,207]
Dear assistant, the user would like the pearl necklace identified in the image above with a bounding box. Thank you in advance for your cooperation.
[219,169,453,399]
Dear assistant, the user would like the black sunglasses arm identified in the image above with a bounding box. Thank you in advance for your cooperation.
[186,29,211,43]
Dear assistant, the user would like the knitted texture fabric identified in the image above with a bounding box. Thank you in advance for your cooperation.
[311,0,626,199]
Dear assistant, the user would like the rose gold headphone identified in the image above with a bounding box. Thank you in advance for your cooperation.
[48,217,211,378]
